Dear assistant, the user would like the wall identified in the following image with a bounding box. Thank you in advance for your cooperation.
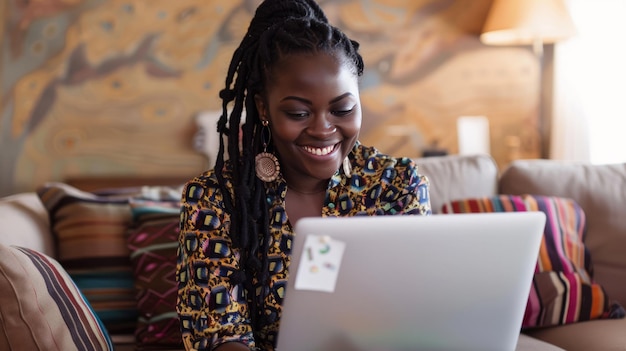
[0,0,541,196]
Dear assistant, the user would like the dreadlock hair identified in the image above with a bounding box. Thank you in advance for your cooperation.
[213,0,364,336]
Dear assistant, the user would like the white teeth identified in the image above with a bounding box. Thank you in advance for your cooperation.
[303,145,334,156]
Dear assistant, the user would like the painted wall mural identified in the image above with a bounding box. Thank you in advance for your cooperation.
[0,0,541,196]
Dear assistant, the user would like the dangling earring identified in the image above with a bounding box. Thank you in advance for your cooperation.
[255,120,280,182]
[343,155,351,179]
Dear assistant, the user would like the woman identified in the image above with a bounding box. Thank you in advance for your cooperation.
[176,0,431,350]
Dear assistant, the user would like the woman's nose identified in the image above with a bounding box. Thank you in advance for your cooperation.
[307,114,336,137]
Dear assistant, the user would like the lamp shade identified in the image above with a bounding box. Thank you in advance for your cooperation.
[481,0,577,45]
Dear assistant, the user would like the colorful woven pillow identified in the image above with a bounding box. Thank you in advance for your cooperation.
[37,182,137,334]
[37,182,185,335]
[441,195,625,328]
[0,244,113,351]
[127,199,183,349]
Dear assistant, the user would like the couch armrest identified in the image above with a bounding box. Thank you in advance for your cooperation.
[0,193,54,257]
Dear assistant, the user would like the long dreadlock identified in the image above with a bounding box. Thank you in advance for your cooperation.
[213,0,364,335]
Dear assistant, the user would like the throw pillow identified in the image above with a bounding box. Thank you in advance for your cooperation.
[441,195,625,329]
[37,182,138,334]
[127,199,183,349]
[37,182,185,336]
[0,244,113,351]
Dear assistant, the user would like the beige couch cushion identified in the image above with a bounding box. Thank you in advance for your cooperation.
[415,154,499,213]
[516,334,565,351]
[500,160,626,307]
[524,318,626,351]
[0,193,53,256]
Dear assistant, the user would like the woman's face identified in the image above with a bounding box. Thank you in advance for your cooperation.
[255,52,361,186]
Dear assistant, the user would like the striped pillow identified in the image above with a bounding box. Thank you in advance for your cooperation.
[37,182,138,334]
[441,195,625,328]
[127,199,183,349]
[0,244,113,350]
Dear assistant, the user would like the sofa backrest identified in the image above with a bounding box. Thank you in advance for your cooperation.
[415,153,499,214]
[500,159,626,307]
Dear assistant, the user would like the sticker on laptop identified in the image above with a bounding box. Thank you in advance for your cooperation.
[294,234,346,293]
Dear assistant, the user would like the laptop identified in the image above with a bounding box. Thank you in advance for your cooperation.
[275,212,546,351]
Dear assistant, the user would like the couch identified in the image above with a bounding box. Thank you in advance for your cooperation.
[1,153,625,351]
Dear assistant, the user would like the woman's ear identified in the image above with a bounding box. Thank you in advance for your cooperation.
[254,94,267,121]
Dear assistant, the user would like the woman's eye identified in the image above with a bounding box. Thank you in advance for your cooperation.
[286,111,309,118]
[332,106,355,117]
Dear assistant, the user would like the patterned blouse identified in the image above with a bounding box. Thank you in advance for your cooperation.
[177,143,431,351]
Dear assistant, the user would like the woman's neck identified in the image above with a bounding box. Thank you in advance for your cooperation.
[285,188,326,226]
[283,172,329,196]
[287,186,327,195]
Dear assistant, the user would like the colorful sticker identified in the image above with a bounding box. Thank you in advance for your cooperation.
[294,235,346,293]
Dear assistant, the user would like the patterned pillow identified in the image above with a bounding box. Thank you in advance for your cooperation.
[127,199,183,349]
[0,244,113,351]
[441,195,625,328]
[37,182,137,334]
[37,182,185,335]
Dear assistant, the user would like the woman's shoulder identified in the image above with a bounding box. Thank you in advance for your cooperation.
[181,165,234,202]
[352,143,418,173]
[351,143,430,190]
[184,168,220,187]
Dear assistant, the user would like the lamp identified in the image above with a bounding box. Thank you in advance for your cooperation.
[480,0,576,159]
[481,0,577,56]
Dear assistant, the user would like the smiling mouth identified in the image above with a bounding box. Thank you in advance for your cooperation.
[302,143,339,156]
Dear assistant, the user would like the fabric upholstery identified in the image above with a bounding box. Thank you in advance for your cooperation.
[441,195,625,328]
[500,160,626,307]
[0,192,54,256]
[0,244,113,351]
[524,318,626,351]
[37,182,138,334]
[127,199,183,349]
[415,153,498,213]
[516,334,565,351]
